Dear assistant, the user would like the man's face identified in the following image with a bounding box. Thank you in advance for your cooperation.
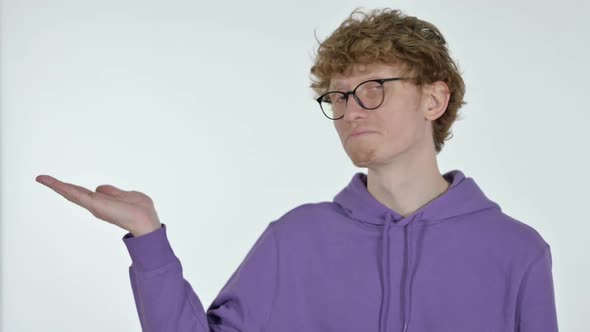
[330,62,431,168]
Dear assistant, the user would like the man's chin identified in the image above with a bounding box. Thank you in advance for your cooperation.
[346,148,379,168]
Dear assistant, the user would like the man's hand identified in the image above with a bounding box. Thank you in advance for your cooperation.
[36,175,162,237]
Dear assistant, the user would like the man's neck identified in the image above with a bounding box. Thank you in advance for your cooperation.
[366,152,450,218]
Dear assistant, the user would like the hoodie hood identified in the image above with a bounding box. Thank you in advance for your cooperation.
[333,169,501,332]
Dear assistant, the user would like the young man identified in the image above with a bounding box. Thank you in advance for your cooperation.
[37,7,558,332]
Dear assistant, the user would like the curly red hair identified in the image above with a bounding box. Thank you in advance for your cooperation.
[310,8,466,153]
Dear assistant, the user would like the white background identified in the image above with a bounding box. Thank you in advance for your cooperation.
[2,0,588,331]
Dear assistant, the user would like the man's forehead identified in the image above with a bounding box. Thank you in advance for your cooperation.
[330,63,399,88]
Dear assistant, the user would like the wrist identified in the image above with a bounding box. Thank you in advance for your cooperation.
[131,222,162,237]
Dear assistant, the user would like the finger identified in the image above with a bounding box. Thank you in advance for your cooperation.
[37,175,92,196]
[37,175,96,210]
[96,184,126,197]
[36,176,138,226]
[50,183,124,222]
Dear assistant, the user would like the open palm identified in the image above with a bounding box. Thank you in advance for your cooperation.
[36,175,162,237]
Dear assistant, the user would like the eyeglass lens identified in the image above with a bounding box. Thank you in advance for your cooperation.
[320,80,385,119]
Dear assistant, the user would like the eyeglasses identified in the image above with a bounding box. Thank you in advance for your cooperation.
[316,77,413,120]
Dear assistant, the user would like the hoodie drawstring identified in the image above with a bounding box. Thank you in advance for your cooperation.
[379,212,422,332]
[379,213,392,332]
[403,218,412,332]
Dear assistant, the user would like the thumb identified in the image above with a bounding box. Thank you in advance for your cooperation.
[96,184,126,196]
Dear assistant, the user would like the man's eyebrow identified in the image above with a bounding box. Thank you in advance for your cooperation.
[330,76,381,90]
[329,83,345,91]
[330,81,356,91]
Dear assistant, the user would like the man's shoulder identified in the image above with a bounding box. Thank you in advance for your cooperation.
[471,208,551,255]
[269,201,343,233]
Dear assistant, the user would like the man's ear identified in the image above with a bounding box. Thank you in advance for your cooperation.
[422,81,450,121]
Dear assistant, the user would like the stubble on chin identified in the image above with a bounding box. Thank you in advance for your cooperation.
[346,144,378,167]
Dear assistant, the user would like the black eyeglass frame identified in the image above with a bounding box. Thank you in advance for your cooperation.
[316,77,413,120]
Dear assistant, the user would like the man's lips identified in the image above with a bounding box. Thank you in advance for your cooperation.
[347,129,376,140]
[349,128,373,136]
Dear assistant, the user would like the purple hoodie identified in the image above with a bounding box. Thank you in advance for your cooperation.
[122,169,558,332]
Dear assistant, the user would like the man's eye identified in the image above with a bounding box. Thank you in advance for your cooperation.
[364,84,382,91]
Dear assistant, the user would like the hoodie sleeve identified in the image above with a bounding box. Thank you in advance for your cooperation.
[516,244,559,332]
[122,222,278,332]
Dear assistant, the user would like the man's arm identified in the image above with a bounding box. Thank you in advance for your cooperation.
[516,244,559,332]
[123,222,278,332]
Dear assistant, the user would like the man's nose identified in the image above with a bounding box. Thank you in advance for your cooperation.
[343,95,368,120]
